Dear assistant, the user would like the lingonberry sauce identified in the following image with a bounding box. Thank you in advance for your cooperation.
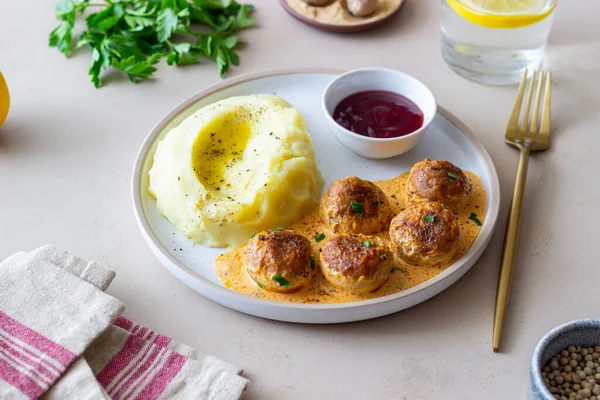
[333,90,424,139]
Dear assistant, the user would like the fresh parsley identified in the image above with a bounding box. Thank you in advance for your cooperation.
[314,233,325,243]
[350,201,364,214]
[422,215,435,223]
[274,227,285,231]
[309,255,316,270]
[360,240,372,247]
[49,0,256,88]
[271,274,290,288]
[447,172,458,179]
[469,212,483,226]
[250,231,256,238]
[391,266,407,273]
[257,281,265,290]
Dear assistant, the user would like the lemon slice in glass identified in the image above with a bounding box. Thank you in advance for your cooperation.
[0,72,9,128]
[447,0,556,29]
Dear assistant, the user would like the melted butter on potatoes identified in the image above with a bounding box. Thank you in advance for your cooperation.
[149,95,324,248]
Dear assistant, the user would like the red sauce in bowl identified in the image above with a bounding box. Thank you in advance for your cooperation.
[332,90,424,139]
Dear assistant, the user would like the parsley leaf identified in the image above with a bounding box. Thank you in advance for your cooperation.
[274,227,284,231]
[55,0,76,16]
[156,8,178,43]
[111,53,162,83]
[250,232,256,238]
[314,233,325,243]
[447,172,458,179]
[49,20,75,56]
[309,255,316,270]
[257,281,265,290]
[360,240,372,247]
[350,201,364,214]
[422,215,435,223]
[272,274,290,288]
[469,212,483,226]
[49,0,256,88]
[391,266,407,273]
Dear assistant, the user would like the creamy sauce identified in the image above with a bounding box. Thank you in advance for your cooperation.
[215,172,486,304]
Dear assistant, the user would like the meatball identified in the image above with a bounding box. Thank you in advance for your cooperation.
[389,202,461,267]
[320,234,393,294]
[245,230,314,293]
[407,159,471,208]
[320,176,394,235]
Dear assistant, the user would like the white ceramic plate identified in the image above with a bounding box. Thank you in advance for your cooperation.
[132,69,500,324]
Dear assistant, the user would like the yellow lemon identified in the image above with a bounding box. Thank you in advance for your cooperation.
[447,0,556,29]
[0,72,9,128]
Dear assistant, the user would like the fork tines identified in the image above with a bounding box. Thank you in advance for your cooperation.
[507,70,551,138]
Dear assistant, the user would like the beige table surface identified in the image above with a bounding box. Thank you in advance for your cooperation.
[1,1,598,399]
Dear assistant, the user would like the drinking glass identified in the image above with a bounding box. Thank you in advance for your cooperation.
[441,0,557,85]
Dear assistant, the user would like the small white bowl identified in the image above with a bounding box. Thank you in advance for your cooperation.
[322,67,437,159]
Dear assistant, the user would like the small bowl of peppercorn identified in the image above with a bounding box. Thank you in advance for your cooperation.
[529,319,600,400]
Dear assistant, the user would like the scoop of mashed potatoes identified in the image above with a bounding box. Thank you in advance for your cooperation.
[149,95,324,248]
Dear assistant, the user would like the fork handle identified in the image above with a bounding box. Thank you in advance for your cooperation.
[492,146,530,352]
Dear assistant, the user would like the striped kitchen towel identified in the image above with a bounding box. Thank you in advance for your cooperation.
[85,317,248,400]
[0,250,124,399]
[0,246,248,400]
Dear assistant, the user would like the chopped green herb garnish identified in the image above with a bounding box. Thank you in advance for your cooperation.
[274,227,285,231]
[360,240,372,247]
[350,201,364,214]
[257,281,265,290]
[391,267,407,273]
[309,255,316,270]
[250,232,257,238]
[469,212,483,226]
[314,233,325,243]
[271,274,290,288]
[447,172,458,180]
[422,215,435,223]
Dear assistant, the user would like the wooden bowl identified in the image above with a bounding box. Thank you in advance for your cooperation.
[279,0,405,33]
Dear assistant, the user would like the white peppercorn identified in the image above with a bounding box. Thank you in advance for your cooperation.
[544,345,600,399]
[580,371,589,380]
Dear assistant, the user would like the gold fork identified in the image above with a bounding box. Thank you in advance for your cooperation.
[492,70,552,353]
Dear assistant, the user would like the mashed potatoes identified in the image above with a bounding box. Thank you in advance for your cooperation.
[149,95,324,248]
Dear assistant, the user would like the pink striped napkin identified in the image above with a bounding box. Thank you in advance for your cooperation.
[85,318,248,400]
[0,251,124,399]
[0,246,249,400]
